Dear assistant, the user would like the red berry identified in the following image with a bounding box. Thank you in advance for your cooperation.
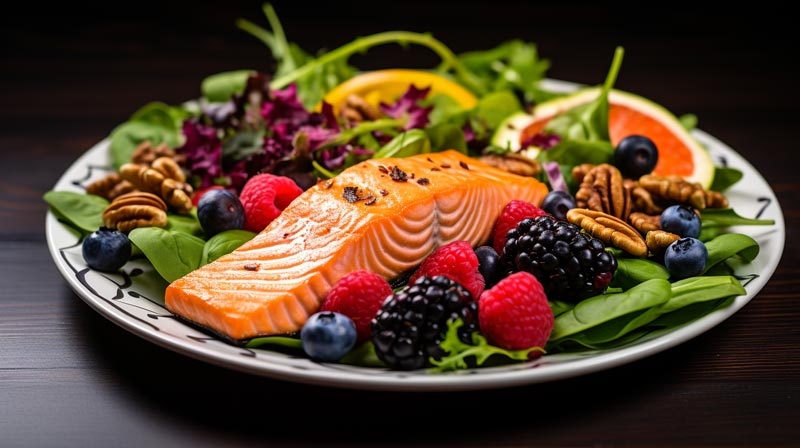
[321,271,393,343]
[479,271,553,352]
[409,241,485,300]
[239,174,303,232]
[192,185,225,207]
[493,200,547,255]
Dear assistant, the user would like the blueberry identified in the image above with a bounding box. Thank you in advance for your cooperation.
[301,312,357,362]
[541,190,576,221]
[474,245,502,288]
[197,189,245,237]
[82,227,131,272]
[614,135,659,179]
[664,237,707,279]
[660,204,701,238]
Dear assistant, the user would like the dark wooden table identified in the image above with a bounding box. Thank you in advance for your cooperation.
[2,3,798,446]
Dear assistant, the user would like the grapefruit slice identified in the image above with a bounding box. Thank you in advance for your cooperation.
[323,69,478,114]
[491,88,715,188]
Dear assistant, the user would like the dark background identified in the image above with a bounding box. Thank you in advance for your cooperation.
[2,2,799,447]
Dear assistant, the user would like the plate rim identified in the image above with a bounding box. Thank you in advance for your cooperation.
[45,82,786,392]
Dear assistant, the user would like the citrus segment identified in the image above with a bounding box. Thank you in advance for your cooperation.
[322,69,478,114]
[491,88,715,188]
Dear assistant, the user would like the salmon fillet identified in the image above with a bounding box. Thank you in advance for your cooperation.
[165,150,548,340]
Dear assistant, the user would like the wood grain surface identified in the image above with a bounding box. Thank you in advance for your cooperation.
[2,2,798,447]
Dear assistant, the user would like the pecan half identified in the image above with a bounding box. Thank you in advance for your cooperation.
[567,208,648,257]
[102,192,168,232]
[629,212,661,233]
[477,153,541,177]
[86,173,137,201]
[639,175,728,210]
[575,164,631,221]
[131,141,183,166]
[645,230,681,253]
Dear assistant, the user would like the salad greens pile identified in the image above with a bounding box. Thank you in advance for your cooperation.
[44,3,776,372]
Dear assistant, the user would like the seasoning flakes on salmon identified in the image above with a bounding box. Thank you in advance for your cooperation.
[165,150,548,340]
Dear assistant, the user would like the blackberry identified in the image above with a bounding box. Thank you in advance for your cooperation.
[503,215,617,302]
[371,276,478,370]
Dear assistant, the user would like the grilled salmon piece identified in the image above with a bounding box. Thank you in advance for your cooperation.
[165,150,548,340]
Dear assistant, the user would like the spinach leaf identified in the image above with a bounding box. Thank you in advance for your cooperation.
[201,70,254,102]
[700,208,774,228]
[537,139,615,166]
[710,167,744,192]
[661,275,745,314]
[612,257,671,290]
[109,102,188,169]
[372,129,431,159]
[166,212,203,236]
[43,191,108,234]
[549,300,574,317]
[246,336,303,351]
[128,227,205,283]
[200,229,257,265]
[339,341,386,367]
[551,276,744,350]
[703,233,760,274]
[549,278,671,342]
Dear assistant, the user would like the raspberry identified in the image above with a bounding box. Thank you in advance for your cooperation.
[239,174,303,232]
[408,240,485,300]
[478,271,553,351]
[493,200,548,255]
[321,271,393,343]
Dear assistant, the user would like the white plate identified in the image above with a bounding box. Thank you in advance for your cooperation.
[46,82,785,391]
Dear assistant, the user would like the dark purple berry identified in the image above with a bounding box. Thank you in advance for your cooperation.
[615,135,659,179]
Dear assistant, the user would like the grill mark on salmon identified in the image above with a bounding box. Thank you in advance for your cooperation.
[165,150,548,340]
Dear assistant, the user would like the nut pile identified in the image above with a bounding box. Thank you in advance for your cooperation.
[567,163,728,256]
[87,141,192,232]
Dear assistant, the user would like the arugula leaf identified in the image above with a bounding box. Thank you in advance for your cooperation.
[537,48,624,170]
[457,40,550,102]
[372,129,431,159]
[222,129,267,161]
[428,319,542,372]
[201,70,254,102]
[425,123,467,152]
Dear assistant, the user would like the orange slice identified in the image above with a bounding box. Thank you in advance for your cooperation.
[492,88,715,188]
